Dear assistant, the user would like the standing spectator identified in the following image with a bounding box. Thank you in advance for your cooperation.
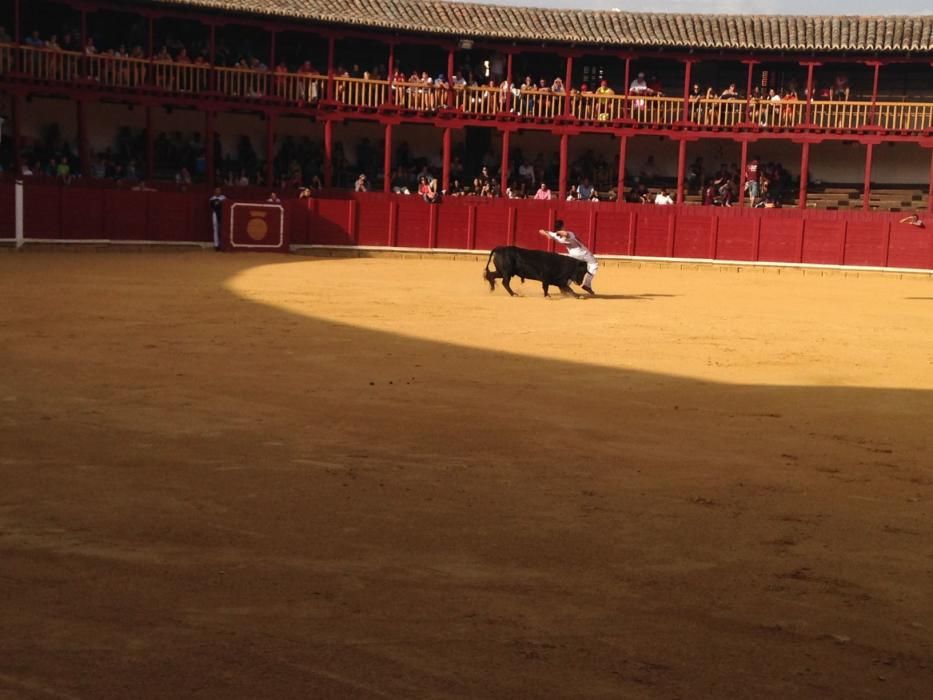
[577,177,594,200]
[208,187,226,250]
[745,155,760,207]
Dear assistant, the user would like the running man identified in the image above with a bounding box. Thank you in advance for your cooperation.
[538,219,598,295]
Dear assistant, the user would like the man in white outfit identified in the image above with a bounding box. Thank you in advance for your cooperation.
[208,187,226,250]
[538,219,598,295]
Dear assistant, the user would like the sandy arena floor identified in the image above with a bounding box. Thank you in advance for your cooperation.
[1,251,932,699]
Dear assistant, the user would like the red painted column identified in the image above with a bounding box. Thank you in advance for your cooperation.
[11,95,21,174]
[743,60,756,123]
[80,9,88,78]
[205,109,215,187]
[145,106,154,181]
[383,123,392,193]
[208,23,216,92]
[77,99,89,178]
[738,139,748,208]
[269,31,276,71]
[499,129,510,195]
[13,0,20,44]
[323,119,333,187]
[265,112,276,187]
[804,62,816,127]
[504,51,513,112]
[616,134,627,200]
[558,133,569,201]
[326,36,335,101]
[798,142,810,209]
[563,54,573,116]
[386,43,395,106]
[863,142,873,211]
[675,138,687,204]
[681,59,692,123]
[868,62,880,126]
[446,47,455,106]
[927,148,933,214]
[441,126,451,193]
[622,57,631,120]
[147,15,155,87]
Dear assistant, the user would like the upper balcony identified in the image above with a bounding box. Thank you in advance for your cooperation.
[3,43,933,136]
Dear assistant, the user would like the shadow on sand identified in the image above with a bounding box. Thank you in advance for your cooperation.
[0,252,931,700]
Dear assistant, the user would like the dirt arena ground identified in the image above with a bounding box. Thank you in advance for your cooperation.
[1,250,932,699]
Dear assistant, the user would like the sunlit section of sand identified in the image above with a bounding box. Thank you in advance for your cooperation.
[227,258,933,390]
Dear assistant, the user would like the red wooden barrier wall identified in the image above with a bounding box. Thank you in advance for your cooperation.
[1,182,931,271]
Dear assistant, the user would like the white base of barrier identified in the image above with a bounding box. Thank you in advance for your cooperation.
[292,244,933,277]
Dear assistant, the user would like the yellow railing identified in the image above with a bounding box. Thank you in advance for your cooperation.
[87,54,149,88]
[0,43,13,74]
[512,88,565,119]
[271,71,325,103]
[17,45,82,82]
[570,92,630,121]
[751,99,805,128]
[627,95,682,125]
[454,86,507,115]
[392,80,450,111]
[873,101,933,131]
[152,61,209,93]
[335,76,387,108]
[216,66,268,97]
[6,48,933,134]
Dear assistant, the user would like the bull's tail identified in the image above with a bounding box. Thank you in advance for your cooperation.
[483,249,498,292]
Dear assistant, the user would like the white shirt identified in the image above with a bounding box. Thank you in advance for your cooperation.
[655,193,674,205]
[547,230,594,262]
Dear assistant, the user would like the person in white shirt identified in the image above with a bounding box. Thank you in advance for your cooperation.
[654,188,674,205]
[538,219,598,295]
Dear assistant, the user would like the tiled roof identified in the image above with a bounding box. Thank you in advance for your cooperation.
[147,1,933,53]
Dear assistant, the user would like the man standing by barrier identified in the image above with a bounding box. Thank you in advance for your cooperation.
[539,219,598,295]
[208,187,226,250]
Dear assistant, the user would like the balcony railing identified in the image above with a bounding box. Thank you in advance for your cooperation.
[336,75,387,108]
[3,43,933,134]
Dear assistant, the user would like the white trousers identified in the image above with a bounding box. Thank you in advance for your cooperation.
[569,251,598,286]
[212,214,221,248]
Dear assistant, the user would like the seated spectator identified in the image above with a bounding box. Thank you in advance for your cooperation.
[533,182,551,200]
[266,192,282,204]
[390,166,411,194]
[176,167,192,185]
[629,72,648,95]
[551,77,565,94]
[647,75,664,96]
[56,157,72,184]
[720,83,740,99]
[566,184,578,201]
[354,173,369,192]
[654,188,674,205]
[418,174,439,203]
[448,178,464,196]
[577,177,594,200]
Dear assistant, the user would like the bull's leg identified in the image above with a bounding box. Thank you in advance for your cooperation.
[559,284,580,298]
[502,275,517,297]
[542,282,550,297]
[484,269,501,292]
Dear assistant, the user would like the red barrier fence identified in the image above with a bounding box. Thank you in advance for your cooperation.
[1,183,930,270]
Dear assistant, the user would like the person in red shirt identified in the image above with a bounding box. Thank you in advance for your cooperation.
[745,155,761,207]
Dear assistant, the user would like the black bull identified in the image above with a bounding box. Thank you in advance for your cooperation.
[484,246,588,297]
